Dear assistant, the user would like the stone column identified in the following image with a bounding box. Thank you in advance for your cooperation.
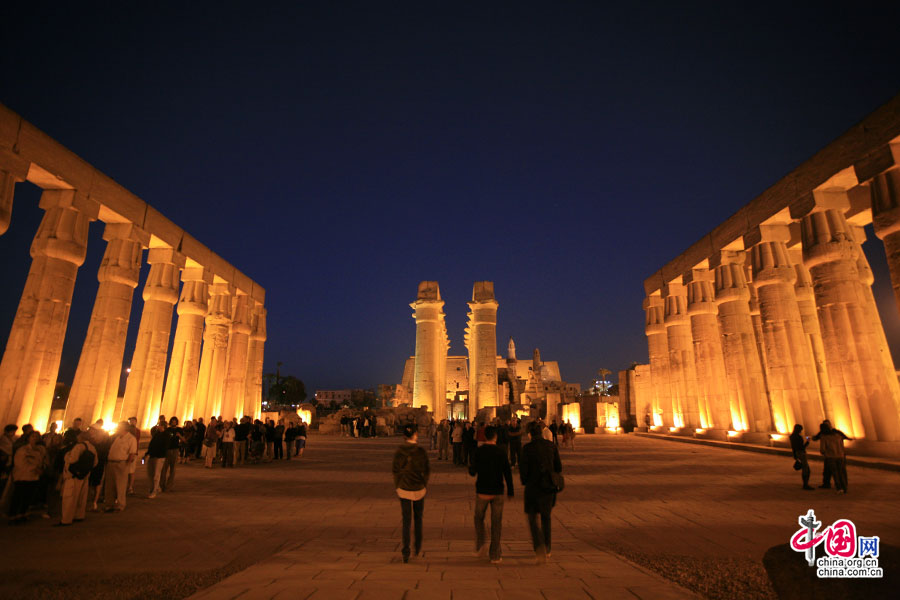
[0,190,92,428]
[663,281,701,428]
[467,281,500,412]
[411,281,448,418]
[159,266,212,422]
[65,223,147,426]
[748,226,825,433]
[244,302,267,421]
[857,142,900,313]
[221,293,252,419]
[643,294,671,427]
[0,150,29,236]
[686,270,732,430]
[121,248,183,429]
[798,203,900,441]
[195,283,233,420]
[713,251,772,433]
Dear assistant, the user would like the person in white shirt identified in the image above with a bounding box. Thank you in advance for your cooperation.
[103,422,137,512]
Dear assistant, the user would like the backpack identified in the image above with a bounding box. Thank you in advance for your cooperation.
[68,444,95,479]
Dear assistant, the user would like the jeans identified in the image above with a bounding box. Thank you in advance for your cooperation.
[452,442,462,465]
[399,497,424,558]
[526,495,554,554]
[825,457,848,492]
[222,442,234,467]
[160,449,178,491]
[474,495,504,560]
[796,454,810,487]
[235,440,247,464]
[147,457,164,494]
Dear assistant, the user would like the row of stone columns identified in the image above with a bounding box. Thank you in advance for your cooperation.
[644,164,900,443]
[0,186,267,431]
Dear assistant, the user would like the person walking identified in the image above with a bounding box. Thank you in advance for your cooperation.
[104,422,137,511]
[392,423,430,563]
[283,422,297,460]
[203,417,220,468]
[146,422,169,497]
[819,421,852,494]
[451,421,464,465]
[508,416,523,468]
[235,417,250,465]
[468,425,514,563]
[520,421,562,563]
[159,417,183,492]
[789,424,814,490]
[296,420,308,457]
[437,419,450,461]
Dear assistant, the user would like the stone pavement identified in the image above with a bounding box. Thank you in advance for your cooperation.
[2,433,898,599]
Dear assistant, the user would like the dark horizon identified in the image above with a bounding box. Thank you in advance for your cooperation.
[2,2,900,394]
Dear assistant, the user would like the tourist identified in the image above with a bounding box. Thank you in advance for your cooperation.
[265,420,276,461]
[159,417,183,492]
[126,416,141,494]
[63,418,82,446]
[818,421,852,494]
[283,421,297,460]
[12,424,34,454]
[0,424,18,489]
[250,420,265,462]
[428,419,437,450]
[145,421,169,497]
[451,421,464,465]
[42,422,63,457]
[203,417,220,468]
[179,420,195,464]
[520,421,562,563]
[508,416,522,468]
[8,431,45,525]
[103,422,137,512]
[274,420,285,459]
[468,425,514,563]
[496,420,510,462]
[392,423,430,563]
[296,420,307,457]
[58,431,97,526]
[87,421,109,512]
[235,417,250,465]
[437,419,450,461]
[549,420,559,445]
[475,422,487,447]
[221,421,236,468]
[463,421,477,466]
[789,424,813,490]
[369,415,377,437]
[193,418,206,460]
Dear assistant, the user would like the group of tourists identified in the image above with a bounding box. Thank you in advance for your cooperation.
[0,414,309,526]
[789,419,853,493]
[339,414,378,438]
[392,419,562,564]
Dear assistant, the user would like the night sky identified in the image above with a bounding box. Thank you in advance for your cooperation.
[2,2,900,394]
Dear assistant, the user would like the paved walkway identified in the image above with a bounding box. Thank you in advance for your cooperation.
[2,433,897,599]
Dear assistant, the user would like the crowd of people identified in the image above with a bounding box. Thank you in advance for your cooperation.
[789,419,853,493]
[0,415,309,526]
[392,418,563,564]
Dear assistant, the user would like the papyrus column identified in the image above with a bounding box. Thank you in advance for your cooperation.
[195,283,233,420]
[244,302,266,420]
[222,293,252,419]
[714,251,772,432]
[467,281,499,412]
[663,281,700,428]
[411,281,448,418]
[160,266,212,422]
[121,248,183,429]
[643,294,671,427]
[686,270,732,430]
[748,226,825,433]
[0,151,28,236]
[0,190,92,428]
[857,141,900,314]
[65,223,146,425]
[799,202,900,441]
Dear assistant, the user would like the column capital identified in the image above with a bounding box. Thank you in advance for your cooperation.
[230,293,252,335]
[250,303,267,342]
[30,190,91,266]
[749,239,796,286]
[147,247,186,268]
[686,279,717,316]
[714,262,751,304]
[800,209,858,269]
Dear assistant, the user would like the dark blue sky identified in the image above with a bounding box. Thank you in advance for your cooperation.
[2,2,900,392]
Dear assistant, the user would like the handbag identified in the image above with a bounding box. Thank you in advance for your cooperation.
[792,459,803,471]
[549,470,565,493]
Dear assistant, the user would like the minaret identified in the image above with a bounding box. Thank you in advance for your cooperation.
[411,281,449,419]
[508,337,516,360]
[466,281,500,411]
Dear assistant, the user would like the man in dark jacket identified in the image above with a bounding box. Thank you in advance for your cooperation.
[789,424,813,490]
[392,423,430,563]
[468,425,514,563]
[520,421,562,563]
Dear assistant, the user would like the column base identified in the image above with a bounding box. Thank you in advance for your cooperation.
[845,439,900,459]
[693,428,728,441]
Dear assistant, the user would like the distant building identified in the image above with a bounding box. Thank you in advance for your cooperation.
[314,389,352,407]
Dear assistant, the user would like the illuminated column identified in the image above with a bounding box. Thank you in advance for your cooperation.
[748,226,825,433]
[411,281,448,418]
[798,198,900,441]
[244,301,267,420]
[160,266,212,422]
[121,248,183,429]
[713,251,772,432]
[686,270,732,430]
[0,190,92,428]
[467,281,499,412]
[195,283,233,420]
[222,293,252,419]
[643,294,671,427]
[663,281,700,428]
[66,224,146,425]
[0,152,28,236]
[859,141,900,313]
